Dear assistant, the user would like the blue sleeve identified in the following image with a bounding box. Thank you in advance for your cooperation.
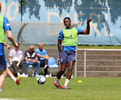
[3,17,11,32]
[76,28,82,35]
[35,49,38,53]
[58,30,63,40]
[44,50,47,55]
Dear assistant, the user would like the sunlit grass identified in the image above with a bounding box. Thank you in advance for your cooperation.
[0,77,121,100]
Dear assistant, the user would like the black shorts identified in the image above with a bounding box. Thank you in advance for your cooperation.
[0,55,6,71]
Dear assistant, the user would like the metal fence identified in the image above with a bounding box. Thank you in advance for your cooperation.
[75,49,121,77]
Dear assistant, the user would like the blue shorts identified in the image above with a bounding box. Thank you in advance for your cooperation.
[60,50,76,64]
[0,55,6,70]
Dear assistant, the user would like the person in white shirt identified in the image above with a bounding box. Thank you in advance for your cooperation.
[9,43,26,77]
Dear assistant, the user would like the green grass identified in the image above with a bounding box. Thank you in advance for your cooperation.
[0,77,121,100]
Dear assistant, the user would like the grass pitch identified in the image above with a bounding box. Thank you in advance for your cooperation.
[0,77,121,100]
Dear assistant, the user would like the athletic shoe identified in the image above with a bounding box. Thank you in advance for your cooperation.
[53,81,62,89]
[44,65,49,69]
[21,73,26,77]
[71,74,74,78]
[35,75,39,77]
[17,72,21,77]
[16,75,21,85]
[63,86,68,89]
[45,74,49,78]
[26,75,28,77]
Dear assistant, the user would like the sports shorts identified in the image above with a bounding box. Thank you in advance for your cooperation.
[0,55,6,70]
[60,50,76,64]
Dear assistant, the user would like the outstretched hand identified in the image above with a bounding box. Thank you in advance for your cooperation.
[87,19,92,24]
[15,42,18,47]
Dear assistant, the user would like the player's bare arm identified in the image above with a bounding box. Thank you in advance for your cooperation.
[79,19,92,34]
[58,39,62,54]
[4,41,8,46]
[6,31,18,47]
[4,41,11,49]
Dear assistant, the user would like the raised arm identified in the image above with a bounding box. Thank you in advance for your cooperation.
[79,19,92,34]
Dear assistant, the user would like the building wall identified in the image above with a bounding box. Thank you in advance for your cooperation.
[1,0,121,45]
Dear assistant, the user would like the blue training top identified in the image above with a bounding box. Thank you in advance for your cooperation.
[35,48,47,60]
[3,17,11,32]
[0,17,11,56]
[58,28,82,51]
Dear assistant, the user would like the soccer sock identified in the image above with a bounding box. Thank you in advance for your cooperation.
[11,76,16,82]
[56,78,60,85]
[64,79,70,87]
[0,89,1,93]
[17,72,21,76]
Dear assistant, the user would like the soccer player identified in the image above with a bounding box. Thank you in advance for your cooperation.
[0,2,19,93]
[54,17,92,89]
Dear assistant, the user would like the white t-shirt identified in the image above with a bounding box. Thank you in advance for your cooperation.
[9,49,23,61]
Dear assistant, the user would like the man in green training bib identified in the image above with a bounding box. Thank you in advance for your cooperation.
[54,17,92,89]
[0,2,20,93]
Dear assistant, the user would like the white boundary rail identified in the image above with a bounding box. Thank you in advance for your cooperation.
[75,49,121,77]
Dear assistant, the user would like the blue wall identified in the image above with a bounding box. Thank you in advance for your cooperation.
[0,0,121,45]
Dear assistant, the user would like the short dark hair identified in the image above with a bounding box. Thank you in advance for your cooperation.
[63,17,71,22]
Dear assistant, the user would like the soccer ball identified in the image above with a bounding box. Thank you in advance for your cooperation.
[36,75,46,85]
